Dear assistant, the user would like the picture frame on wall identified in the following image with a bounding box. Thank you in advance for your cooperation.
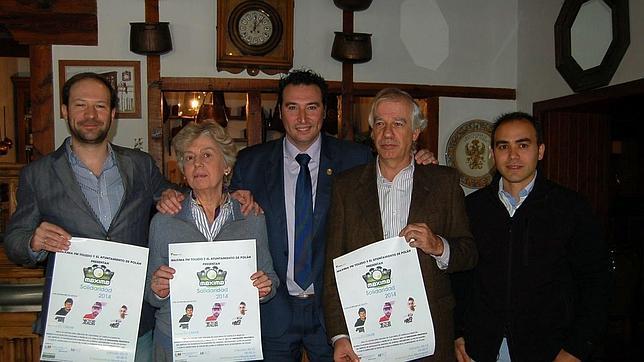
[58,60,141,119]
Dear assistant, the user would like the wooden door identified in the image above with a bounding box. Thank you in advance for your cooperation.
[539,111,612,220]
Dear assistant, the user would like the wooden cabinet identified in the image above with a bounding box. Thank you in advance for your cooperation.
[11,75,32,164]
[0,243,44,362]
[0,162,44,362]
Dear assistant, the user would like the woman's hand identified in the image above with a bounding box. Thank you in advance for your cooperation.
[151,265,176,299]
[250,270,272,298]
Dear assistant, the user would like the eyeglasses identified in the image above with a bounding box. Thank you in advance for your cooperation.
[181,150,216,165]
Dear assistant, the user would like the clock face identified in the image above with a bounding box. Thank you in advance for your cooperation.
[238,9,274,46]
[228,1,283,56]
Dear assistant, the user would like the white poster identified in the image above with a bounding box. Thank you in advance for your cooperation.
[41,237,148,362]
[169,240,262,362]
[333,236,435,361]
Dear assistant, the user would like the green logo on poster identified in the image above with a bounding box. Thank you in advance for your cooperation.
[83,264,114,286]
[363,266,392,288]
[197,266,227,287]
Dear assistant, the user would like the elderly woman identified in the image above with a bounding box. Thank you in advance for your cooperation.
[145,121,278,360]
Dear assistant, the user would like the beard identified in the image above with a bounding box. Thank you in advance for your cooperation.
[68,118,111,144]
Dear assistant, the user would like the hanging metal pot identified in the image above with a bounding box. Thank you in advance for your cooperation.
[130,22,173,55]
[331,32,372,63]
[333,0,373,12]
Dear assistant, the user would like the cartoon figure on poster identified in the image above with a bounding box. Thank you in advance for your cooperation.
[404,297,416,324]
[232,301,246,326]
[178,304,193,330]
[82,301,104,325]
[205,302,223,327]
[110,305,128,328]
[354,307,366,333]
[54,297,74,323]
[379,302,393,328]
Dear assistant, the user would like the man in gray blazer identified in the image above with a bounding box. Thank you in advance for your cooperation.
[323,88,477,361]
[4,72,171,362]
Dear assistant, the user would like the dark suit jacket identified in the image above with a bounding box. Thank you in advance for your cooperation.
[230,134,372,337]
[5,142,170,336]
[323,162,477,361]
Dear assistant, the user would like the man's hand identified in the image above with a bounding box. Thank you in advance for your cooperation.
[231,190,263,216]
[553,349,581,362]
[333,338,360,362]
[29,222,71,253]
[414,149,438,165]
[156,189,185,215]
[250,271,272,298]
[151,265,176,299]
[455,337,472,362]
[399,223,444,256]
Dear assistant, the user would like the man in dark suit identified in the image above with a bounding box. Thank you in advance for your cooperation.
[452,112,608,362]
[230,69,373,361]
[4,72,171,362]
[323,88,477,361]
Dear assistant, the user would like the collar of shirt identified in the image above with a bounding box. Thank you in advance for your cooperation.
[376,155,415,239]
[189,191,233,241]
[376,155,415,187]
[283,134,322,164]
[65,137,117,173]
[498,171,537,217]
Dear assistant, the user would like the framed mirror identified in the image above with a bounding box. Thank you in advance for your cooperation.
[554,0,630,92]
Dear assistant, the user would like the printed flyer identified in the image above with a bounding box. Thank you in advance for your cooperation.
[333,236,435,361]
[169,239,262,362]
[41,237,148,362]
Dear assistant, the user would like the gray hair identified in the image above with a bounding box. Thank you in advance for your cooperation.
[367,88,427,132]
[172,121,238,177]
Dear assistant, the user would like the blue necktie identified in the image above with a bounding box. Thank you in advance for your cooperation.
[294,153,313,290]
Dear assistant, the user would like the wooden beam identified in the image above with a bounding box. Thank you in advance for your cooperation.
[145,0,163,169]
[352,83,516,100]
[339,10,354,140]
[419,96,439,155]
[160,78,280,92]
[246,92,262,146]
[0,1,97,45]
[29,44,54,160]
[0,0,96,13]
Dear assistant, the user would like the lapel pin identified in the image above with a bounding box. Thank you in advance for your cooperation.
[326,168,333,176]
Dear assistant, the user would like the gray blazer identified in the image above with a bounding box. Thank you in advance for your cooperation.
[4,141,171,335]
[145,195,279,346]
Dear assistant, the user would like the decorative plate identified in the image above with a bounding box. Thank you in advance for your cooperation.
[445,119,495,189]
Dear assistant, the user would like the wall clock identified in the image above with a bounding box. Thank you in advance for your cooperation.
[217,0,294,76]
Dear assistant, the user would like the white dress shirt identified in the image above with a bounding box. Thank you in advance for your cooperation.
[283,135,322,296]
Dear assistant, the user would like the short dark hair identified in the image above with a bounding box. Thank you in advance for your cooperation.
[64,298,73,304]
[358,307,366,314]
[61,72,119,110]
[277,68,328,110]
[121,305,127,310]
[492,111,543,145]
[186,304,193,310]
